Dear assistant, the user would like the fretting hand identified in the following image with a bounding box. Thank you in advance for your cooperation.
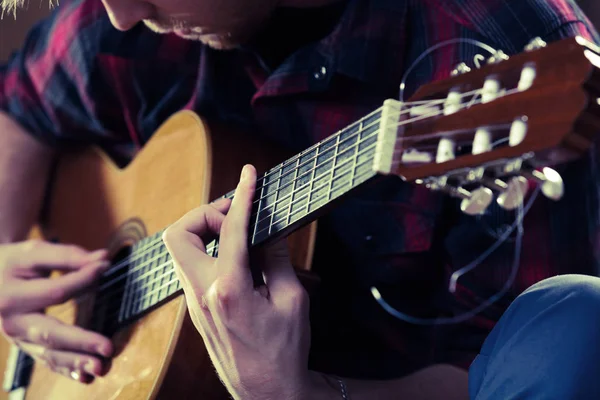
[163,165,314,400]
[0,241,114,382]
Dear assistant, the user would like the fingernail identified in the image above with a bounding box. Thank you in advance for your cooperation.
[83,361,97,375]
[240,165,250,182]
[87,249,107,261]
[97,343,112,357]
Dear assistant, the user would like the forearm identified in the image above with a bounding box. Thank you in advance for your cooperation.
[308,364,469,400]
[0,111,55,243]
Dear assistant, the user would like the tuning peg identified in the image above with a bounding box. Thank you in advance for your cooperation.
[524,37,547,52]
[522,167,564,201]
[423,177,493,215]
[460,187,494,216]
[497,176,529,210]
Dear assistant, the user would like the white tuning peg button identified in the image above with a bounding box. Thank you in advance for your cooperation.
[523,167,564,201]
[460,187,494,216]
[497,176,529,210]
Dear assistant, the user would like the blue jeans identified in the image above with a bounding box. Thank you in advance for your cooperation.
[469,275,600,399]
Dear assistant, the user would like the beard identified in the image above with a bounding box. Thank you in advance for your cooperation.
[143,20,240,50]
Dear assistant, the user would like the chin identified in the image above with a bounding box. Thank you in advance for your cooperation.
[199,36,240,50]
[166,30,241,50]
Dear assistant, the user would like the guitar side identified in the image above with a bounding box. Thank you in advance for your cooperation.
[0,111,315,400]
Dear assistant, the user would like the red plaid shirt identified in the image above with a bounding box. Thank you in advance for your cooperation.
[1,0,598,378]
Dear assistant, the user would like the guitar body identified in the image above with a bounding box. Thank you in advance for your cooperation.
[1,111,315,400]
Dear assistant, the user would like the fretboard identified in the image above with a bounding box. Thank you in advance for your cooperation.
[110,107,385,324]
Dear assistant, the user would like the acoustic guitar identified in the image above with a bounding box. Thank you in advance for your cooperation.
[2,36,600,400]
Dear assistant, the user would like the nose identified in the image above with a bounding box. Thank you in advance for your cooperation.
[101,0,155,31]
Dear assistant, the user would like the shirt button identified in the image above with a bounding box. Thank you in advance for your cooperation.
[364,235,375,250]
[313,66,328,80]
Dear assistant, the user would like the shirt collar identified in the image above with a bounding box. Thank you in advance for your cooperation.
[315,0,410,85]
[243,0,410,99]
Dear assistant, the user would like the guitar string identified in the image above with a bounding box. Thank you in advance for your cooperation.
[52,85,517,325]
[96,87,488,279]
[96,85,514,309]
[95,143,381,314]
[100,164,384,323]
[96,88,516,317]
[10,165,385,372]
[96,86,488,282]
[95,117,514,308]
[94,86,493,298]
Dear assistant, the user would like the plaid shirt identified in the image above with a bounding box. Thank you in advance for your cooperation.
[1,0,599,378]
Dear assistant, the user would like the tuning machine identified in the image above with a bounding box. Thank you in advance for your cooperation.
[524,37,547,52]
[502,159,564,201]
[462,167,528,211]
[420,175,493,216]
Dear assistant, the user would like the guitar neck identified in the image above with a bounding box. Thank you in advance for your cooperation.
[102,106,388,325]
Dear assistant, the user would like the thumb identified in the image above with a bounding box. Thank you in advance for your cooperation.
[257,240,300,296]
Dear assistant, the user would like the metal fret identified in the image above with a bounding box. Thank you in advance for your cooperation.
[327,134,341,202]
[268,164,284,236]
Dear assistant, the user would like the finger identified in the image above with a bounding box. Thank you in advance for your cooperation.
[210,197,233,213]
[10,241,107,272]
[217,165,256,287]
[19,342,107,378]
[0,261,110,314]
[165,203,230,253]
[163,206,228,293]
[258,240,301,298]
[2,313,113,358]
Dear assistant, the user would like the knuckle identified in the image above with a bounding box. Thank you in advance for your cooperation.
[48,287,68,305]
[21,239,43,253]
[0,317,18,338]
[0,293,15,314]
[214,279,240,304]
[43,351,59,371]
[284,285,309,313]
[64,245,86,264]
[28,326,55,348]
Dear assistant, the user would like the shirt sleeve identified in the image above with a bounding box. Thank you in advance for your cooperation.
[423,0,600,53]
[0,0,202,163]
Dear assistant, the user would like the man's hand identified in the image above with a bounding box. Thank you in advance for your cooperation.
[0,241,114,382]
[163,165,313,400]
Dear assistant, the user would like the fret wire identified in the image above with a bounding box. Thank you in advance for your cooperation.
[102,163,381,324]
[306,144,319,217]
[249,117,381,208]
[350,120,362,187]
[269,164,284,235]
[288,158,301,227]
[251,165,266,245]
[327,134,340,202]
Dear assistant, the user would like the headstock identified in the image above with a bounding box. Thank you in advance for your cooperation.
[374,36,600,215]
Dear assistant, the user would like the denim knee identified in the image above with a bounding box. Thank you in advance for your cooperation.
[471,274,600,400]
[520,274,600,313]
